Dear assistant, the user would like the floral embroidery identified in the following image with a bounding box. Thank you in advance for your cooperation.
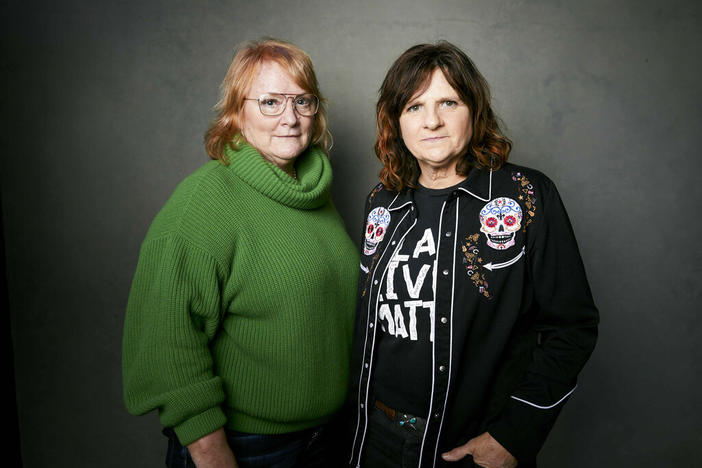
[512,172,537,232]
[361,250,381,297]
[367,183,383,206]
[461,233,491,298]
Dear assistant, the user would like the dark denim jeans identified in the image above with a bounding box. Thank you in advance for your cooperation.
[164,424,336,468]
[359,405,425,468]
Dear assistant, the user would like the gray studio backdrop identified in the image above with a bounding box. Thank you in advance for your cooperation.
[2,1,701,467]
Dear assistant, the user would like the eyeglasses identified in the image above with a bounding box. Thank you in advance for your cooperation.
[244,93,319,116]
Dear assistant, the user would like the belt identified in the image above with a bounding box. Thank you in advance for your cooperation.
[375,399,397,420]
[374,400,425,431]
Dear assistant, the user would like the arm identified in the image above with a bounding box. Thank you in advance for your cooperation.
[188,428,238,468]
[486,177,599,462]
[122,234,228,445]
[443,177,598,465]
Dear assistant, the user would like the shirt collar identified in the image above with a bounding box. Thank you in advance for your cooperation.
[387,166,493,211]
[457,166,492,202]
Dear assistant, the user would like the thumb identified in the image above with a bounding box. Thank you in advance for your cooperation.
[441,439,476,462]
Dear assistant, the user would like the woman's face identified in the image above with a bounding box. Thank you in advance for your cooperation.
[240,61,314,168]
[399,68,472,176]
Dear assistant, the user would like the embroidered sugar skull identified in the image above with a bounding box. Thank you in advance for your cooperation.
[479,197,522,250]
[363,207,391,255]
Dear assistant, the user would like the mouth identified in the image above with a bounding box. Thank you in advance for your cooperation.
[421,136,447,142]
[275,135,302,138]
[487,233,515,244]
[363,239,378,255]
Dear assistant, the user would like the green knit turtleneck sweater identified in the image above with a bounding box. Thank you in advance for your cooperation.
[122,143,359,445]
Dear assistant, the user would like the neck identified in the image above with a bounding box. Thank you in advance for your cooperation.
[283,163,297,180]
[418,167,466,189]
[224,142,331,209]
[269,159,297,180]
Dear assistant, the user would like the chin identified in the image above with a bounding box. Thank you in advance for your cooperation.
[425,150,460,165]
[272,145,306,160]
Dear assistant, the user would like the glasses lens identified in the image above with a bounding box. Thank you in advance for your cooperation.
[294,94,318,116]
[258,94,285,115]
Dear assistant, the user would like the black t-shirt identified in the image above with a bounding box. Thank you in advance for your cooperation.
[372,182,462,416]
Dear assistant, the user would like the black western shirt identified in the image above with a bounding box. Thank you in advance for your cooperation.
[348,163,599,468]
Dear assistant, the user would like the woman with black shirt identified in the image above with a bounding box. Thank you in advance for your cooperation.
[348,41,598,468]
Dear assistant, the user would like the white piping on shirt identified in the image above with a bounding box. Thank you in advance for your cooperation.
[387,192,401,209]
[351,209,416,466]
[457,168,492,202]
[354,176,492,466]
[418,199,447,467]
[389,200,413,211]
[431,198,460,467]
[510,385,577,409]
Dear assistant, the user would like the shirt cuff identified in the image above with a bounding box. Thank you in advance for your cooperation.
[487,396,564,463]
[173,406,228,446]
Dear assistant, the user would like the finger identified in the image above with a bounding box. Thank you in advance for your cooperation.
[441,443,472,462]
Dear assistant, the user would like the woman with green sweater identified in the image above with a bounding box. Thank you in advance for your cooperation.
[122,39,358,468]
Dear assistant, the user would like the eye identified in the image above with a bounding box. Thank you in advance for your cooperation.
[406,103,421,113]
[376,227,384,236]
[486,217,498,228]
[367,223,375,234]
[259,95,282,108]
[442,100,458,108]
[504,215,516,226]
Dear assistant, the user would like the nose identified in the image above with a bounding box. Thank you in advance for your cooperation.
[280,96,300,126]
[423,105,442,129]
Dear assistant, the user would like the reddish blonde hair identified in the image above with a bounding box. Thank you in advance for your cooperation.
[205,38,332,162]
[376,41,512,191]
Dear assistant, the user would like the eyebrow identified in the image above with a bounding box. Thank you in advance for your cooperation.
[407,94,461,104]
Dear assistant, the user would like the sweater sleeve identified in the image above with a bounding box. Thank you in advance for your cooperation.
[122,234,228,445]
[487,177,599,462]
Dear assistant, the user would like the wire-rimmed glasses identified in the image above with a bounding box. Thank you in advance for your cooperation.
[244,93,319,116]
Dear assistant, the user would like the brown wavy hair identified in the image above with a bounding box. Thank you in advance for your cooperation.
[376,41,512,191]
[205,38,332,163]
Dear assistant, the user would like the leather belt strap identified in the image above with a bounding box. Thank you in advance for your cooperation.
[375,399,396,420]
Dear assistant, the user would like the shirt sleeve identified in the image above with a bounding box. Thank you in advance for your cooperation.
[122,234,228,445]
[487,176,599,462]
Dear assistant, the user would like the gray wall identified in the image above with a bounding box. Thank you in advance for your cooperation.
[2,1,700,466]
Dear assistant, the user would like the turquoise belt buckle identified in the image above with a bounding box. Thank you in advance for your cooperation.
[400,414,418,430]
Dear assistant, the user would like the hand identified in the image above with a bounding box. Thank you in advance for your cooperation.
[187,428,239,468]
[441,432,517,468]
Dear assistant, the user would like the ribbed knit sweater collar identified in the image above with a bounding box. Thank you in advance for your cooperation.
[225,142,332,210]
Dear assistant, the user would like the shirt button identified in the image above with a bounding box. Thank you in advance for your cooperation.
[369,322,374,328]
[433,412,440,419]
[439,365,446,372]
[374,280,378,285]
[411,206,414,211]
[445,231,452,237]
[365,363,369,368]
[361,403,365,408]
[442,269,449,276]
[440,316,447,324]
[391,240,396,245]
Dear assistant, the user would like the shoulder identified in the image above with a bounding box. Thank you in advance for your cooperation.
[492,163,571,236]
[144,160,243,245]
[363,182,402,212]
[496,162,556,188]
[492,162,561,206]
[364,182,385,203]
[177,159,243,201]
